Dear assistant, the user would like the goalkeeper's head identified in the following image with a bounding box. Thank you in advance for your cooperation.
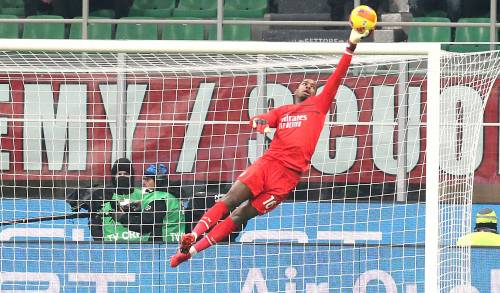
[474,208,498,233]
[294,79,317,103]
[142,163,168,193]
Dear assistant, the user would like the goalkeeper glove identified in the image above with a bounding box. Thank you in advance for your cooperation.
[250,118,270,134]
[348,28,371,45]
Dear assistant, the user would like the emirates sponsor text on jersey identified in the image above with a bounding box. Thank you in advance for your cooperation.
[279,114,308,129]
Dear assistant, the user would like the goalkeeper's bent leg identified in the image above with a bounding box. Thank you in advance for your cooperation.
[192,202,257,254]
[190,180,253,238]
[192,216,238,254]
[191,201,230,238]
[178,201,230,254]
[171,217,238,268]
[171,200,257,267]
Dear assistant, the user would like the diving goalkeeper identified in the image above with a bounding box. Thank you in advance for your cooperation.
[170,28,371,267]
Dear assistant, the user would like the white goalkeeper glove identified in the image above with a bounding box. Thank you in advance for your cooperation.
[348,28,371,45]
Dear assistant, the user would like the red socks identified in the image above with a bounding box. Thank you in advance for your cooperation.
[188,201,236,255]
[193,216,238,253]
[192,201,229,237]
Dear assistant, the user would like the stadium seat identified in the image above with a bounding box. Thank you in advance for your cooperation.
[173,0,217,18]
[0,15,19,38]
[208,24,251,40]
[172,9,216,19]
[449,18,491,52]
[69,18,113,39]
[130,0,176,11]
[115,17,158,40]
[89,9,115,18]
[0,0,23,8]
[224,0,267,18]
[129,9,172,18]
[162,23,205,40]
[424,10,448,18]
[23,15,65,39]
[0,0,24,17]
[176,0,217,11]
[1,7,24,17]
[129,0,175,18]
[408,17,451,49]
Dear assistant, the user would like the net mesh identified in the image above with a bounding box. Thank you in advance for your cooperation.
[438,50,500,292]
[0,49,498,292]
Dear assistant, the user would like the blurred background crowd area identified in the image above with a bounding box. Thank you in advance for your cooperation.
[0,0,497,49]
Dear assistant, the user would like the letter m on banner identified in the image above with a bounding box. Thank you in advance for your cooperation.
[23,84,87,171]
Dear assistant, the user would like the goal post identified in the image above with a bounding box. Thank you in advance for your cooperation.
[0,39,496,292]
[426,46,440,293]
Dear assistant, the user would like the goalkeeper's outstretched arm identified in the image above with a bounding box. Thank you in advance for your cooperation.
[314,28,371,114]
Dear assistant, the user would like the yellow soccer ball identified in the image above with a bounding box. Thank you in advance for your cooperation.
[349,5,377,32]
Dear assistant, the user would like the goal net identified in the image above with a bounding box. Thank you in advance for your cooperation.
[0,41,498,292]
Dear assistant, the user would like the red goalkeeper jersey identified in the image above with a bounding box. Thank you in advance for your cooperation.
[252,49,353,173]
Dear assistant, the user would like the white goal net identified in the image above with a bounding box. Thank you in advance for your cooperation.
[0,41,498,292]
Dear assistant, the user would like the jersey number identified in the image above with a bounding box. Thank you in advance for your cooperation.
[263,195,277,210]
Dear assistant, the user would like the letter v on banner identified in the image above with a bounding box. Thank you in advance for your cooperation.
[100,84,147,162]
[176,83,215,172]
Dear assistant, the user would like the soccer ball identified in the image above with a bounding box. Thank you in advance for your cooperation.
[349,5,377,32]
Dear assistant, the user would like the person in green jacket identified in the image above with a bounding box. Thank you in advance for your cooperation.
[142,163,185,243]
[89,158,184,243]
[457,208,500,246]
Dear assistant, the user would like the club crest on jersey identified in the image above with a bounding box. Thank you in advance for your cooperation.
[279,114,308,129]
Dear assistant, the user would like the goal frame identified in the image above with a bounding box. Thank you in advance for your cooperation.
[0,39,442,292]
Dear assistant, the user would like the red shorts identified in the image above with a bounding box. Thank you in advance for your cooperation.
[237,157,301,215]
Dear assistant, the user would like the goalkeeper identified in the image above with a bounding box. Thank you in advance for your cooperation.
[171,28,371,267]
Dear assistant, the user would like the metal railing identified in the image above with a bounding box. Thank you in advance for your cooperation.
[0,0,497,42]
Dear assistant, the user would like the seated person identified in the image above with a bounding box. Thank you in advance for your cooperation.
[142,163,186,243]
[88,158,184,243]
[457,208,500,246]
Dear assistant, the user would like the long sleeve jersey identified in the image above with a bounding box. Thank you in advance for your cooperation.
[253,48,353,173]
